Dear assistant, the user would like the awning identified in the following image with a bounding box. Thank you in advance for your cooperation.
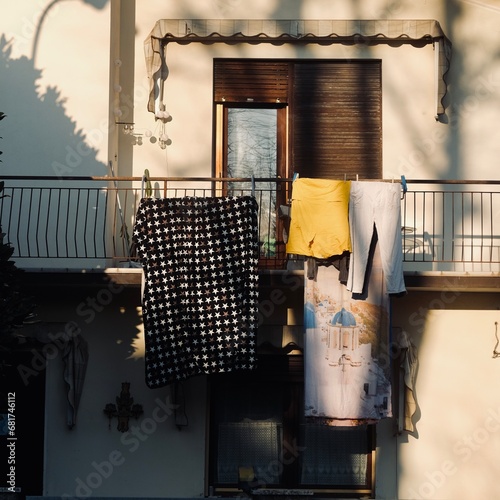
[144,19,451,120]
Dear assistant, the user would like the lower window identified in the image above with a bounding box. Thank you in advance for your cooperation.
[208,354,375,498]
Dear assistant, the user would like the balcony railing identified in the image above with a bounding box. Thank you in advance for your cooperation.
[1,176,500,274]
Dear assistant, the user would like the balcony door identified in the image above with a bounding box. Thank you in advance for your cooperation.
[213,58,382,267]
[222,105,287,265]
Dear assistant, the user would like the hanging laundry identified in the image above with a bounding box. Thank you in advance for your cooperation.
[347,181,406,295]
[304,238,392,424]
[306,252,350,285]
[398,329,418,433]
[133,196,260,388]
[286,178,351,259]
[62,333,89,429]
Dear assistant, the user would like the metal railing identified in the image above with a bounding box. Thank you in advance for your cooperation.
[0,176,290,270]
[401,180,500,273]
[1,176,499,273]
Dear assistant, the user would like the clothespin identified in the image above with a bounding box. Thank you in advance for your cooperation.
[293,172,300,182]
[141,169,153,199]
[251,174,255,197]
[400,175,407,199]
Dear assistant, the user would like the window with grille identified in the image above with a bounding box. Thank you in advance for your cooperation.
[208,355,375,497]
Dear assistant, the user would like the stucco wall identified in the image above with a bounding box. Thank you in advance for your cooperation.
[32,284,207,498]
[1,0,111,176]
[390,291,500,500]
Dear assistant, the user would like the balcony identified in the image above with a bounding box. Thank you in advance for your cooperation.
[1,176,500,288]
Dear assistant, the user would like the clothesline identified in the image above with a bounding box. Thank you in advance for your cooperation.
[139,173,408,200]
[292,173,406,184]
[3,175,496,186]
[138,175,407,183]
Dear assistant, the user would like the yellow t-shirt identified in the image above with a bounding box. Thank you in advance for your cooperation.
[286,178,351,258]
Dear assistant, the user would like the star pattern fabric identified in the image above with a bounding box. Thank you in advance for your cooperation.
[133,196,259,388]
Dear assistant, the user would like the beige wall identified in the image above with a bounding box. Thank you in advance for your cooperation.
[32,284,207,498]
[2,0,111,174]
[390,291,500,500]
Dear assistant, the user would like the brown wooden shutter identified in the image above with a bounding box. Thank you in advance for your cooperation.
[291,60,382,179]
[214,59,289,103]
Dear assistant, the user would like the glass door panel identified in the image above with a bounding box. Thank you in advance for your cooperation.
[226,108,280,261]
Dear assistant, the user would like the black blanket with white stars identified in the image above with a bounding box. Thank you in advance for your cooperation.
[133,196,259,388]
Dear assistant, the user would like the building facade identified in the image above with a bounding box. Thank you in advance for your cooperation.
[1,1,500,499]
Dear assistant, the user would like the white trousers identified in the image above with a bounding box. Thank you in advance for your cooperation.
[347,182,406,295]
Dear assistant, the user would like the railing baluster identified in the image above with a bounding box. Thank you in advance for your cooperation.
[83,189,90,258]
[45,188,51,257]
[55,187,62,258]
[422,191,426,262]
[489,192,494,263]
[101,187,108,259]
[6,187,15,250]
[74,189,81,257]
[17,187,24,256]
[64,189,71,258]
[26,187,34,258]
[480,191,484,263]
[35,188,42,257]
[92,188,99,258]
[112,188,118,259]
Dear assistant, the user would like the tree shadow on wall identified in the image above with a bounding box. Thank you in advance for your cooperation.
[0,34,107,177]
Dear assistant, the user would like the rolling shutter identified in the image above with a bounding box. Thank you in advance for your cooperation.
[214,59,289,103]
[291,60,382,179]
